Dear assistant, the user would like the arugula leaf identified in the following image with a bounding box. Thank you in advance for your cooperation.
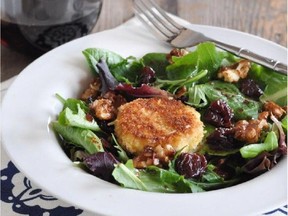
[240,131,278,159]
[145,166,204,193]
[52,122,104,154]
[111,134,129,163]
[201,165,224,183]
[112,160,204,193]
[155,69,208,93]
[186,85,208,108]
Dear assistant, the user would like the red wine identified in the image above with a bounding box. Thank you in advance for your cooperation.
[1,11,100,57]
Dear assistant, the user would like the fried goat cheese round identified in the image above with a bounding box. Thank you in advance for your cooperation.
[114,97,204,155]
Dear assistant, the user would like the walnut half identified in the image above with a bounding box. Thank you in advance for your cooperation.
[133,144,176,168]
[263,101,286,119]
[90,91,126,121]
[234,119,268,143]
[218,60,251,83]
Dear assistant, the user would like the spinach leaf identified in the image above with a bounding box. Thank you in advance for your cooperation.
[240,131,278,159]
[56,94,100,131]
[109,56,142,83]
[249,64,287,106]
[112,160,148,191]
[58,104,101,131]
[56,94,89,113]
[52,122,104,154]
[141,53,170,79]
[82,48,124,74]
[282,115,287,132]
[83,48,142,83]
[166,42,223,82]
[187,81,260,119]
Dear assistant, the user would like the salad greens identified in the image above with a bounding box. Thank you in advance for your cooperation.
[250,64,287,106]
[53,42,287,193]
[240,131,278,159]
[166,42,224,82]
[186,81,260,119]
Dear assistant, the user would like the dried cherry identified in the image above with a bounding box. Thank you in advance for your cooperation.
[204,99,234,127]
[97,120,114,134]
[138,66,156,85]
[239,78,263,99]
[206,127,243,150]
[175,153,207,178]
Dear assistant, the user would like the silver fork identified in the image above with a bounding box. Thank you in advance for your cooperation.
[134,0,287,75]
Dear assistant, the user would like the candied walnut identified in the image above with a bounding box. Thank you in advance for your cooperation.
[102,91,117,101]
[263,101,286,119]
[234,119,268,143]
[154,144,175,164]
[91,91,127,121]
[103,91,127,109]
[218,60,251,83]
[133,146,159,168]
[92,99,116,120]
[258,111,269,121]
[133,144,175,169]
[175,86,187,98]
[166,48,189,63]
[80,78,101,101]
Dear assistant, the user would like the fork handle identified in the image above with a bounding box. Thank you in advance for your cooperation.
[212,40,287,75]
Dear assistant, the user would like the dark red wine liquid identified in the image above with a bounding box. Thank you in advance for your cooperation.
[1,11,99,57]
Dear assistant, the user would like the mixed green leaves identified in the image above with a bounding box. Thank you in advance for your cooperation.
[52,95,104,154]
[83,48,142,83]
[249,64,287,106]
[53,42,287,193]
[112,160,236,193]
[240,131,278,158]
[166,42,224,81]
[187,81,260,119]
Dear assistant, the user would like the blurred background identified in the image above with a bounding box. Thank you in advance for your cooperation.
[96,0,287,45]
[1,0,287,81]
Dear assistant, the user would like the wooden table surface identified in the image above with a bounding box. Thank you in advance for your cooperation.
[1,0,287,81]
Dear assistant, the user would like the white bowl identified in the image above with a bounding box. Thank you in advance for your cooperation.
[2,18,287,216]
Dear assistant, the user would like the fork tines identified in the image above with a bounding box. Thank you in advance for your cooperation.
[134,0,185,42]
